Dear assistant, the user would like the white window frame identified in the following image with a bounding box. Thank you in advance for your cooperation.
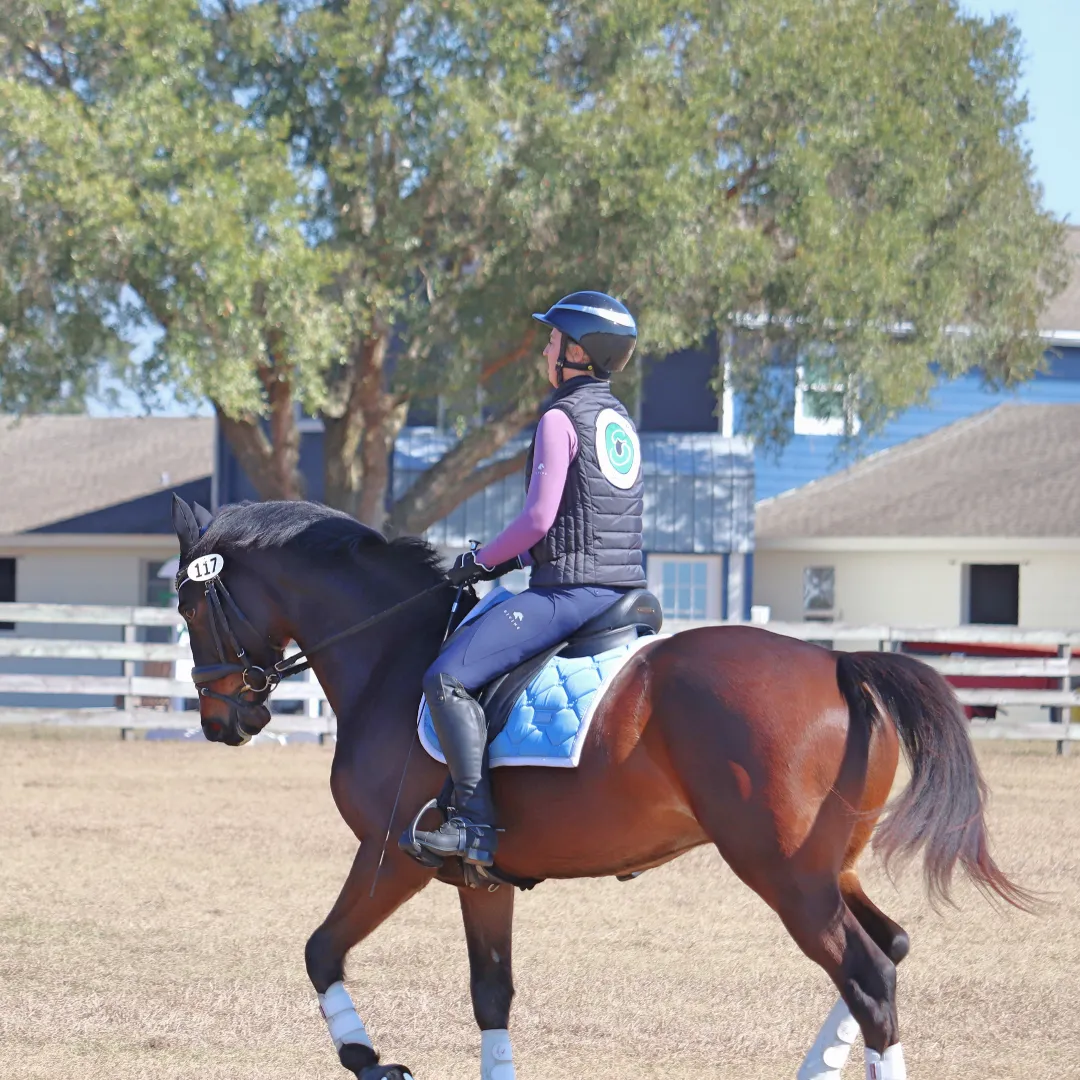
[793,364,860,437]
[647,554,723,622]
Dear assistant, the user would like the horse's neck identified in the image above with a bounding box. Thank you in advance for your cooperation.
[286,567,446,733]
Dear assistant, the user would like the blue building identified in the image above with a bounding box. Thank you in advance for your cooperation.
[748,227,1080,501]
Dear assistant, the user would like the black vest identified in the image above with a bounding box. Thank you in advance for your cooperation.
[525,377,646,588]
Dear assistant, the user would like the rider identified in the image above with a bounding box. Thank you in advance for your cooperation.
[413,290,646,868]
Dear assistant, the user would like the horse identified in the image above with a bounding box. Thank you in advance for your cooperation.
[170,494,1033,1080]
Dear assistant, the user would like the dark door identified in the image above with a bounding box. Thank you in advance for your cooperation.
[966,564,1019,625]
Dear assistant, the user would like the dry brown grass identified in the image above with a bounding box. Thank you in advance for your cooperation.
[1,729,1078,1080]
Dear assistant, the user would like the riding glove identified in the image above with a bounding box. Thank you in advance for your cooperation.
[447,552,523,587]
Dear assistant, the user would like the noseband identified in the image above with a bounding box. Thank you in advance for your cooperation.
[178,569,285,716]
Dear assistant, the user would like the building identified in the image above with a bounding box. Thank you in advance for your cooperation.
[752,402,1080,630]
[746,226,1080,501]
[216,228,1080,623]
[216,356,758,623]
[0,415,213,707]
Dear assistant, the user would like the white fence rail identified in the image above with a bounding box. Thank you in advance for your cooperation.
[0,602,335,739]
[0,603,1076,749]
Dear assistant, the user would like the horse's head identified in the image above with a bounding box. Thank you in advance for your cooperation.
[172,494,286,746]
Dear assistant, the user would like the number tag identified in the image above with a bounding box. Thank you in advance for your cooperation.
[186,554,224,582]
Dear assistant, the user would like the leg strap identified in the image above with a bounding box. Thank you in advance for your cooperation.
[318,981,373,1050]
[481,1028,516,1080]
[865,1043,907,1080]
[798,998,860,1079]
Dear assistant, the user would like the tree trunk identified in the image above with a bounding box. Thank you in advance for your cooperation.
[214,404,304,502]
[385,396,540,538]
[321,333,408,531]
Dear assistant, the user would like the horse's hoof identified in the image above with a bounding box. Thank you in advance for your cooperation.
[360,1066,414,1080]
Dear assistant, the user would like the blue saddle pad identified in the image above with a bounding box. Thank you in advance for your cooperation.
[417,587,652,769]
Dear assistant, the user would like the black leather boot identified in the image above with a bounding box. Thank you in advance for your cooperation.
[413,674,498,866]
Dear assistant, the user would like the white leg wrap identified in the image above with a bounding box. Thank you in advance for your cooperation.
[318,981,373,1051]
[865,1043,907,1080]
[480,1028,516,1080]
[798,999,861,1080]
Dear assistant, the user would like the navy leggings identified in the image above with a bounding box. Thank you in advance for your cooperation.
[424,585,627,694]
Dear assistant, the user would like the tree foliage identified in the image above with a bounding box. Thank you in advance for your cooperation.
[0,0,1067,530]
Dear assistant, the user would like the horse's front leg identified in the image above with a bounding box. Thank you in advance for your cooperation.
[305,841,434,1079]
[459,884,517,1079]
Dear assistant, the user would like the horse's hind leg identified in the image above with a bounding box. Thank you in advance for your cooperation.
[305,843,433,1079]
[459,884,517,1079]
[798,871,910,1079]
[841,870,909,964]
[777,882,907,1080]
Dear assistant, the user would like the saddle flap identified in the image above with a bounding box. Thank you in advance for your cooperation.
[479,641,569,742]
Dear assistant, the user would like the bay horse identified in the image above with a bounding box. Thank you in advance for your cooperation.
[170,495,1032,1080]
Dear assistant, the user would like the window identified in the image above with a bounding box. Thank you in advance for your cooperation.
[0,558,14,630]
[143,560,177,645]
[964,564,1019,625]
[803,566,836,621]
[794,360,860,437]
[647,555,722,620]
[144,560,176,608]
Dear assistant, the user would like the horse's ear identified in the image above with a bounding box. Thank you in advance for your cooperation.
[171,493,200,557]
[192,502,214,531]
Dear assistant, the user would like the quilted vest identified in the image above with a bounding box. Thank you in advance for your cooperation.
[525,377,646,588]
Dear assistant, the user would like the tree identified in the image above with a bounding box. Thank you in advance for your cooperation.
[1,0,1067,532]
[704,0,1069,449]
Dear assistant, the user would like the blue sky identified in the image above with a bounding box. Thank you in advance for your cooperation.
[90,1,1079,416]
[960,0,1078,223]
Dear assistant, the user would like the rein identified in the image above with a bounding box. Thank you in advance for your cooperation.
[273,582,449,681]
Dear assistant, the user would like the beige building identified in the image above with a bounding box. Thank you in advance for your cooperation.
[753,403,1080,632]
[0,416,213,707]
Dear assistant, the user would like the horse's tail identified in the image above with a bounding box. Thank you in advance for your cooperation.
[836,650,1038,913]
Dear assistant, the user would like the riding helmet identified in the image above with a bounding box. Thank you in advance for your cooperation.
[532,291,638,376]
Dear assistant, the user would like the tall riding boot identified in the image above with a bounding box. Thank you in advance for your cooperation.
[413,674,498,866]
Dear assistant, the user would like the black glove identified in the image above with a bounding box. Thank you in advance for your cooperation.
[447,552,523,587]
[447,551,484,587]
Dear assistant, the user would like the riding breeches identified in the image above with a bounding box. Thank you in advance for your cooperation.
[424,584,628,694]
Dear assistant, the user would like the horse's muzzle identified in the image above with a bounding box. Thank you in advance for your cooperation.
[202,702,271,746]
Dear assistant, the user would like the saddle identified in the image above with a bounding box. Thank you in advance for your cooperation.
[474,587,663,744]
[412,587,663,890]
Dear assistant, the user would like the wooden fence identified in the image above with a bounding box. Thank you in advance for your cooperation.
[0,602,334,739]
[0,602,1076,751]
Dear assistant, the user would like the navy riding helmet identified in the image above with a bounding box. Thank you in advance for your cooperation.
[532,291,638,379]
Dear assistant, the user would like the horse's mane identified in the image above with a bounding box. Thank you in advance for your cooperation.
[188,500,447,584]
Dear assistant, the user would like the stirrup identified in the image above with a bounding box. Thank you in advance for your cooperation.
[414,814,498,867]
[398,799,446,869]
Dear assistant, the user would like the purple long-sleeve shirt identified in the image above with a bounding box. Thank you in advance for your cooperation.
[475,409,578,569]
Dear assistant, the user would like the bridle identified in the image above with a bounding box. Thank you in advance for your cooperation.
[177,558,448,722]
[178,566,285,717]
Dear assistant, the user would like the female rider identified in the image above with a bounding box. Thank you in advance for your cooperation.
[412,290,646,868]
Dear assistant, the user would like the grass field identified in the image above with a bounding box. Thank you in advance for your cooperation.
[2,728,1078,1080]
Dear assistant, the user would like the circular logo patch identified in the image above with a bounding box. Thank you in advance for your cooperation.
[595,408,641,489]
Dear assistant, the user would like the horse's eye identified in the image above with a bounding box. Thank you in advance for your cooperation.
[182,607,196,621]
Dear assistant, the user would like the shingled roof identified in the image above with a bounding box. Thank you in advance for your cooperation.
[755,403,1080,540]
[0,415,213,534]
